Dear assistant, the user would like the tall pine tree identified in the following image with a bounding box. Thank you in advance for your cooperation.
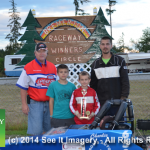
[73,0,90,15]
[5,0,22,53]
[85,7,114,63]
[16,10,43,65]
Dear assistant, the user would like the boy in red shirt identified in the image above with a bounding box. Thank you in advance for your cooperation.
[70,71,100,124]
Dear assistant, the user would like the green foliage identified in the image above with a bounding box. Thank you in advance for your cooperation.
[0,57,4,74]
[0,42,24,76]
[131,27,150,52]
[5,0,23,53]
[117,32,125,52]
[77,12,90,16]
[86,7,114,63]
[106,9,116,15]
[110,46,117,54]
[106,0,117,15]
[112,45,125,53]
[91,8,110,26]
[6,121,27,131]
[73,0,90,16]
[117,32,131,52]
[88,7,113,42]
[109,0,117,6]
[16,10,43,65]
[0,49,5,58]
[5,43,24,55]
[6,130,28,137]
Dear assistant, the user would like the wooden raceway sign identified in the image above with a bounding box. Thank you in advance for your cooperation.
[36,16,96,64]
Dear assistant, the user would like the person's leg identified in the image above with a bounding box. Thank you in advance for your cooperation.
[43,101,51,132]
[27,99,43,135]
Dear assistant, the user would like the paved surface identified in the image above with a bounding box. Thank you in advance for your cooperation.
[128,73,150,80]
[0,77,18,85]
[0,73,150,85]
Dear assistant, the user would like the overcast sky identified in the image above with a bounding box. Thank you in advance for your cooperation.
[0,0,150,50]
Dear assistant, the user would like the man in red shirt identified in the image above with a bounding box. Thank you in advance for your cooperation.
[16,42,57,135]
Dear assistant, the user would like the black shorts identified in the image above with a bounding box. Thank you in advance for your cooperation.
[51,117,75,128]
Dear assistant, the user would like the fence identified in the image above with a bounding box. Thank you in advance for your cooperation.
[0,63,150,137]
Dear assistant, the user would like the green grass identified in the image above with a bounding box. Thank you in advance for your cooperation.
[6,120,27,131]
[5,130,28,139]
[6,130,27,135]
[128,80,150,120]
[0,72,6,77]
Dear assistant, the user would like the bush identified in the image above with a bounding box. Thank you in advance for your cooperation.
[0,57,4,74]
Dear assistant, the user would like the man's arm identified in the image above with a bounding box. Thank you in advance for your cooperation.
[20,89,29,115]
[120,59,130,99]
[49,97,54,118]
[16,68,30,115]
[90,63,98,91]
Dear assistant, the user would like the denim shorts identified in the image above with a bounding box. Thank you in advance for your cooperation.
[27,99,50,135]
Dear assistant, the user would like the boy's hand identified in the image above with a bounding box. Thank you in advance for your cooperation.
[88,112,95,120]
[87,114,94,120]
[77,114,83,120]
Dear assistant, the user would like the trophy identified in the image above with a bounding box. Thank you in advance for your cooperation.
[80,89,90,119]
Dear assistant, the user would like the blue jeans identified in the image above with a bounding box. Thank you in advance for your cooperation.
[27,99,50,135]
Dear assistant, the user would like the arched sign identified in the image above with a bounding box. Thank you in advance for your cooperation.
[36,16,96,64]
[40,18,91,39]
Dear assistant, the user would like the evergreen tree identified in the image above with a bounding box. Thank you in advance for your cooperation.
[0,49,5,58]
[0,57,4,74]
[5,0,22,52]
[117,32,131,52]
[4,44,14,55]
[85,7,113,63]
[117,32,125,52]
[131,27,150,52]
[16,9,43,65]
[73,0,90,16]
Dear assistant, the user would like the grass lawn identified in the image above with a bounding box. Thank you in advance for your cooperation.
[5,130,28,139]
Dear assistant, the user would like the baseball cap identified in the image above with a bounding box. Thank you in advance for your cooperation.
[35,42,48,51]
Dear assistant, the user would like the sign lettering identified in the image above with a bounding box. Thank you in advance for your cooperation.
[36,16,96,64]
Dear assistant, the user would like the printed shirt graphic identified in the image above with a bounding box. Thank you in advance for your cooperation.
[16,59,57,101]
[46,81,76,119]
[35,75,56,88]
